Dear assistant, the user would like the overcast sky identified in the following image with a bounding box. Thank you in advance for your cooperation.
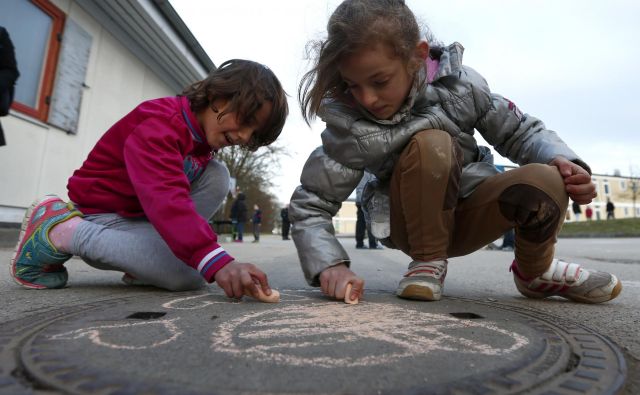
[170,0,640,203]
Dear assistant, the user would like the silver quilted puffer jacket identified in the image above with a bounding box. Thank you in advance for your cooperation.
[290,42,588,286]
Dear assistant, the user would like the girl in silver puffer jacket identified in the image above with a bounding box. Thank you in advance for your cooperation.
[290,0,621,305]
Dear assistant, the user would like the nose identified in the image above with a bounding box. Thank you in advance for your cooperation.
[236,126,255,145]
[355,87,377,109]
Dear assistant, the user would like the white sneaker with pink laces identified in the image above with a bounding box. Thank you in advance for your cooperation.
[511,259,622,304]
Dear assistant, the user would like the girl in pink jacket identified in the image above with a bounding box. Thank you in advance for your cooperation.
[11,60,288,299]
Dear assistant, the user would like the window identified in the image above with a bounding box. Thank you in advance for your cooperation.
[2,0,92,133]
[620,180,626,191]
[0,0,65,121]
[603,182,610,195]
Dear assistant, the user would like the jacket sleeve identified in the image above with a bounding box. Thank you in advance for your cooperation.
[123,117,233,282]
[289,146,363,286]
[469,67,591,173]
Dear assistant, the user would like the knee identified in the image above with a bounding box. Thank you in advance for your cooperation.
[517,163,568,207]
[400,130,454,166]
[201,160,231,201]
[409,129,453,155]
[498,164,568,242]
[207,160,230,186]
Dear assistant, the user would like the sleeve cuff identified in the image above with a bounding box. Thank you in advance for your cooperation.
[196,247,235,283]
[571,158,592,175]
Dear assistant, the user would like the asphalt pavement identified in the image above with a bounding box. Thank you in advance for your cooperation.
[0,235,638,394]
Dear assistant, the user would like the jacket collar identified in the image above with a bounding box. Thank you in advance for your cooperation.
[180,96,207,145]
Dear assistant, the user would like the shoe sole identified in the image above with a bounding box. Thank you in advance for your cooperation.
[10,195,59,290]
[397,284,441,301]
[515,276,623,304]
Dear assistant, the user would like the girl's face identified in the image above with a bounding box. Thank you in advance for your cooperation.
[197,99,273,151]
[338,43,417,120]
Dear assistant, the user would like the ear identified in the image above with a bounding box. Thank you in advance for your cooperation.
[416,40,429,61]
[407,40,429,74]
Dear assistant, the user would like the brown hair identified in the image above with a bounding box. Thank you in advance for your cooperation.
[183,59,288,151]
[298,0,423,124]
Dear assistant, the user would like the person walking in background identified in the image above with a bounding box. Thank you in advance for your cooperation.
[585,206,593,221]
[230,192,248,242]
[10,59,288,298]
[572,200,582,221]
[606,198,615,220]
[0,26,20,147]
[355,172,381,249]
[251,204,262,243]
[280,205,290,240]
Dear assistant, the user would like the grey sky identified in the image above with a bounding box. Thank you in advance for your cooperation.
[170,0,640,203]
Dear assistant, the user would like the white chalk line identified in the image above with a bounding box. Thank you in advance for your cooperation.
[211,303,529,368]
[49,318,183,350]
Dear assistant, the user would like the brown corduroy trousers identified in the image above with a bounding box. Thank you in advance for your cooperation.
[389,129,569,278]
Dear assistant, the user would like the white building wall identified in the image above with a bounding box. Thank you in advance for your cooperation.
[0,0,175,222]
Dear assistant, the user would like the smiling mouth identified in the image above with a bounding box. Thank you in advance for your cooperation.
[224,133,234,146]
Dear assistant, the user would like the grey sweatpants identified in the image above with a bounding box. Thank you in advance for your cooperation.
[70,160,230,291]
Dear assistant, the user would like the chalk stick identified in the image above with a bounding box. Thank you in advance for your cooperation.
[344,283,359,304]
[255,288,280,303]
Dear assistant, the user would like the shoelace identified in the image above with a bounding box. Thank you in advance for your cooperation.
[405,262,447,279]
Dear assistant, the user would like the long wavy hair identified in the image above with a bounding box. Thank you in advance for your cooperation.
[183,59,288,151]
[298,0,424,124]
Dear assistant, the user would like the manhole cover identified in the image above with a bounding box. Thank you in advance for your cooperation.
[0,290,626,394]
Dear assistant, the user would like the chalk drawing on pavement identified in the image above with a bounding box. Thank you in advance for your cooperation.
[49,318,182,350]
[211,303,529,368]
[162,292,312,310]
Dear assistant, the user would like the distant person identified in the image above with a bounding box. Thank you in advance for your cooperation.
[572,200,581,221]
[355,172,381,249]
[0,26,20,147]
[585,206,593,221]
[487,228,515,251]
[10,59,288,301]
[230,192,248,242]
[289,0,622,305]
[251,204,262,243]
[280,205,290,240]
[606,198,615,220]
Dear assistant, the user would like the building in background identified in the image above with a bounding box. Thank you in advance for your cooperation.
[333,198,357,236]
[0,0,214,224]
[585,173,639,221]
[499,165,639,222]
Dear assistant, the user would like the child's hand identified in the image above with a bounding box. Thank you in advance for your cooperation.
[319,263,365,303]
[214,262,272,300]
[549,156,597,205]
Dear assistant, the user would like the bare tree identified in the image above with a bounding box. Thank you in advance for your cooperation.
[213,143,290,233]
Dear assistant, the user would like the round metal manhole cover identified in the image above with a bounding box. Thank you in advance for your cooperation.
[0,290,626,395]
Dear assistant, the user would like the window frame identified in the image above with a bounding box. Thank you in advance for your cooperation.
[10,0,65,122]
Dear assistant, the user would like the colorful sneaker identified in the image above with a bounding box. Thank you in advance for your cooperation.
[510,259,622,304]
[396,260,447,301]
[10,195,82,289]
